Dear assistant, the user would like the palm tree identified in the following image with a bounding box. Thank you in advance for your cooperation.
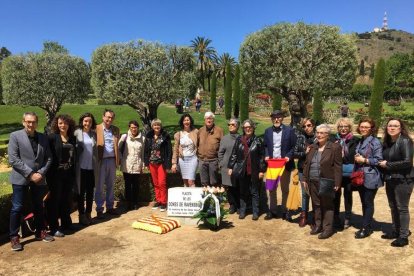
[214,52,236,85]
[190,36,216,91]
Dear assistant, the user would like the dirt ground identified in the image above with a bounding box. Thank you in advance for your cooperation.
[1,186,413,276]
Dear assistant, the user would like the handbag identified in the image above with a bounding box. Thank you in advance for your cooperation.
[318,178,335,198]
[342,163,354,177]
[232,160,246,179]
[350,170,364,186]
[350,141,371,186]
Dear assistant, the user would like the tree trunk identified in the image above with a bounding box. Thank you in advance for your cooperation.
[129,102,160,133]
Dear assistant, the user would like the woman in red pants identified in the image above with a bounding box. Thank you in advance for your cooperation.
[144,119,172,212]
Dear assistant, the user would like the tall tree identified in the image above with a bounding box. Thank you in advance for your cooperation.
[369,58,386,130]
[224,62,233,119]
[0,47,12,104]
[385,52,414,88]
[272,93,282,111]
[240,82,249,122]
[215,53,236,86]
[359,59,365,76]
[240,22,357,121]
[2,53,91,129]
[312,90,323,124]
[190,37,216,91]
[210,73,217,113]
[232,64,240,118]
[92,40,197,129]
[42,41,69,54]
[369,63,375,79]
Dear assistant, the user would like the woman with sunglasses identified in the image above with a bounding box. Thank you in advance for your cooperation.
[333,118,360,230]
[378,118,414,247]
[353,117,383,239]
[294,118,316,227]
[228,119,266,220]
[219,118,240,214]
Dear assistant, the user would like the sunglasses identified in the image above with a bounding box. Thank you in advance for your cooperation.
[228,123,236,126]
[243,126,252,129]
[302,124,313,129]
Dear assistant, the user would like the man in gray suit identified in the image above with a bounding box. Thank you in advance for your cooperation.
[8,112,54,251]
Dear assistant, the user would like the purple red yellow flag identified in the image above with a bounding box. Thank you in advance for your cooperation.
[265,159,287,191]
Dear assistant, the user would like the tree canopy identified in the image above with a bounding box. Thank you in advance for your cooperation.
[2,51,90,129]
[91,40,197,128]
[239,22,358,122]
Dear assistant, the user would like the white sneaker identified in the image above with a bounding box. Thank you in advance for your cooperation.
[152,203,160,210]
[159,205,166,212]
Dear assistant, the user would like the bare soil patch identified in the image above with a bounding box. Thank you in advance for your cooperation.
[0,188,413,275]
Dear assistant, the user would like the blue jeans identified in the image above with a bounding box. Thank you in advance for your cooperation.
[10,184,47,238]
[357,186,378,230]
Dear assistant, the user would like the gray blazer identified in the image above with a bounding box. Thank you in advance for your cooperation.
[8,129,52,186]
[218,133,240,186]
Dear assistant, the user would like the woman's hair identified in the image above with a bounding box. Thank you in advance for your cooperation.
[335,117,353,132]
[316,124,331,133]
[242,119,256,135]
[78,112,97,130]
[178,114,194,130]
[383,117,412,146]
[228,118,240,129]
[128,120,140,128]
[51,114,76,136]
[151,118,162,128]
[301,117,315,127]
[357,117,376,135]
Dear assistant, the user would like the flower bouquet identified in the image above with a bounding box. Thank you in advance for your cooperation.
[192,186,228,231]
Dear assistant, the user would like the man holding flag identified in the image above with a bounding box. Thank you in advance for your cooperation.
[263,110,297,220]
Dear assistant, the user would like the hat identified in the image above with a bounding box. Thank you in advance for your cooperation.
[270,110,284,117]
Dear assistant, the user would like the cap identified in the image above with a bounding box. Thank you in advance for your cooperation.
[270,110,284,117]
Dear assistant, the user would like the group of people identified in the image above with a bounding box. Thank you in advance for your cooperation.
[7,108,413,252]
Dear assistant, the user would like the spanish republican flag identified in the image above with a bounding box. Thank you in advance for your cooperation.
[265,159,287,191]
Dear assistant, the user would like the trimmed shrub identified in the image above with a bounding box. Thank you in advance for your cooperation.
[210,74,217,113]
[369,58,386,130]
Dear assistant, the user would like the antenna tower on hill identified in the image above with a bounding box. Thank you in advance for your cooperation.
[382,12,388,31]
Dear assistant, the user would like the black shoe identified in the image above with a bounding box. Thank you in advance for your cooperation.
[355,229,373,239]
[10,236,23,251]
[391,238,409,247]
[264,213,273,220]
[310,226,322,235]
[239,213,246,219]
[283,212,292,222]
[228,205,236,215]
[318,231,334,239]
[252,214,259,221]
[381,231,399,240]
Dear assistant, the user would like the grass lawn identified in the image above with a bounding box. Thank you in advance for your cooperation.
[324,101,414,112]
[0,104,272,142]
[0,172,12,196]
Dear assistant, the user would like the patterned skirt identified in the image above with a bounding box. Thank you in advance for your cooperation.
[178,155,198,180]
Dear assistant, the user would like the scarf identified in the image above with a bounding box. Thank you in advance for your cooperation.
[241,135,253,175]
[336,132,353,156]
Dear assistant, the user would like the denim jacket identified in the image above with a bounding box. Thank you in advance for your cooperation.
[355,135,383,189]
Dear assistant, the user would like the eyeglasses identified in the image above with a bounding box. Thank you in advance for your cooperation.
[359,126,371,129]
[24,121,37,125]
[302,124,313,129]
[243,126,252,129]
[338,125,349,129]
[387,124,400,128]
[228,123,236,126]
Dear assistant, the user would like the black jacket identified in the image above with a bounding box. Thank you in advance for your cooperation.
[383,135,414,179]
[333,135,360,164]
[144,129,172,170]
[228,135,267,182]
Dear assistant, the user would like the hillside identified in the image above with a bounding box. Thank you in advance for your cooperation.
[356,29,414,66]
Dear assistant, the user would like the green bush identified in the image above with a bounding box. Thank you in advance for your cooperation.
[0,193,12,234]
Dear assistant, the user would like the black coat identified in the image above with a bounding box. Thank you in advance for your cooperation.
[383,135,414,179]
[144,129,172,170]
[228,135,267,182]
[46,133,76,184]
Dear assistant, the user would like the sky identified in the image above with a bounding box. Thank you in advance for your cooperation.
[1,0,414,62]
